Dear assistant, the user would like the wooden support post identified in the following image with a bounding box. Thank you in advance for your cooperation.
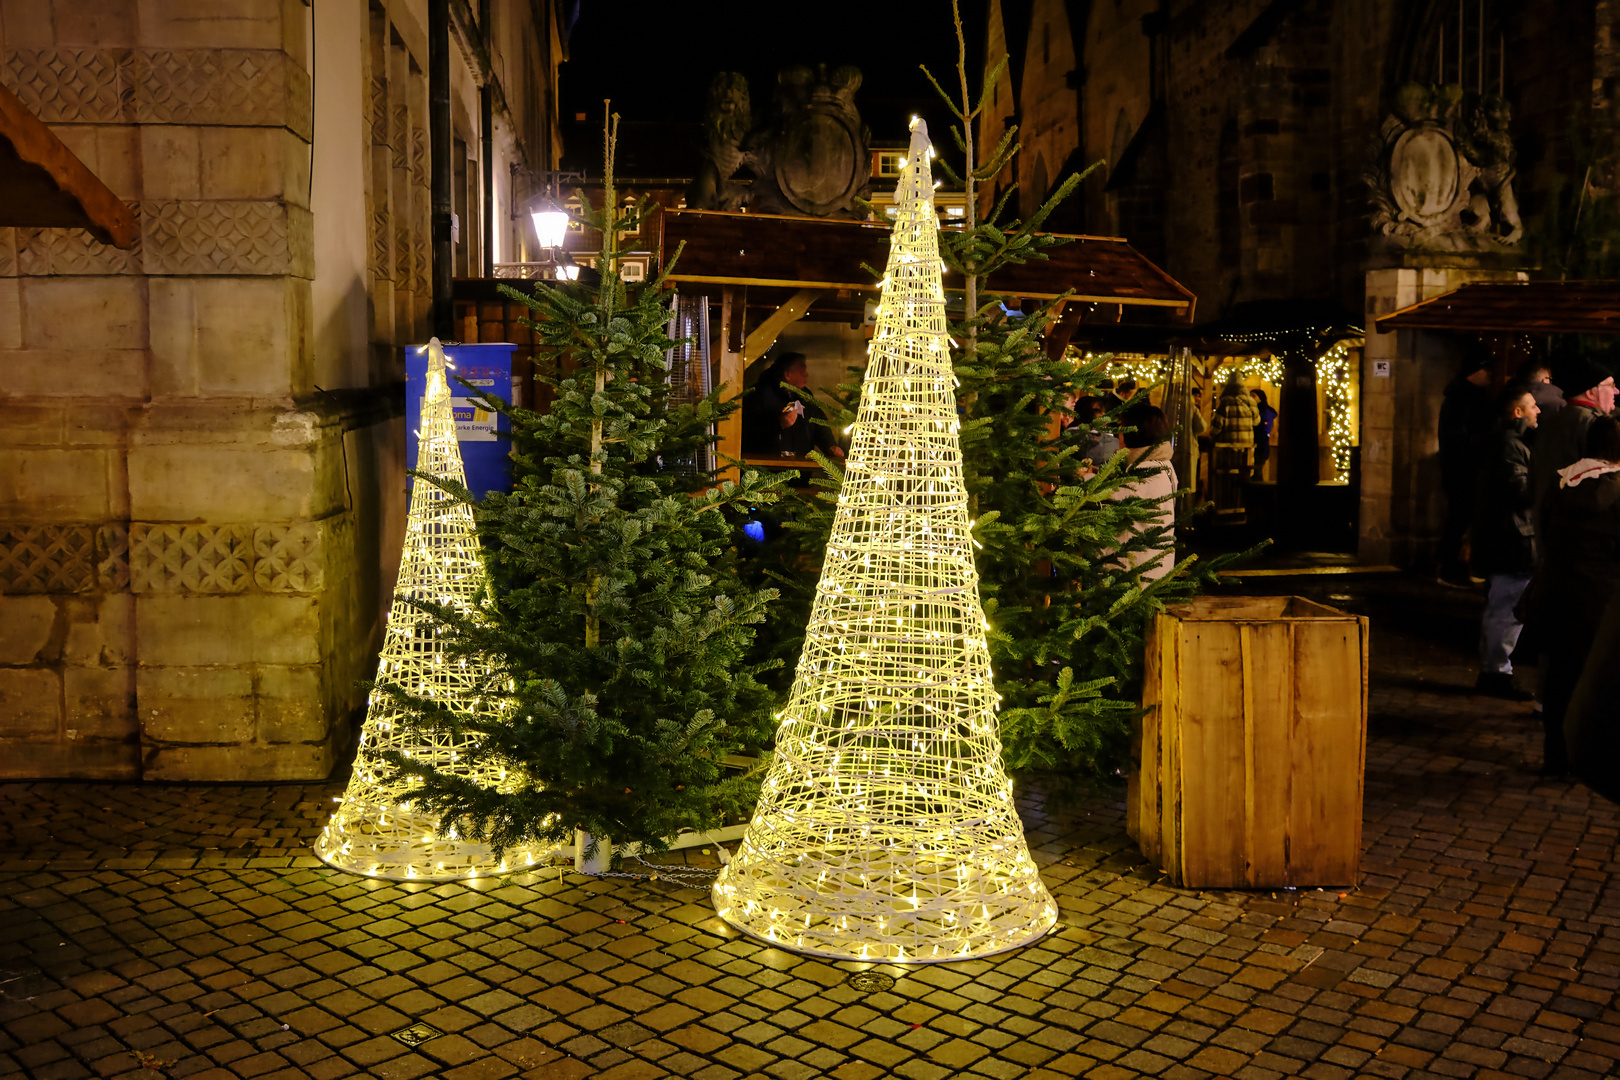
[743,288,823,366]
[717,285,746,479]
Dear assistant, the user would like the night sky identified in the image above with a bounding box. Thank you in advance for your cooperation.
[558,1,984,176]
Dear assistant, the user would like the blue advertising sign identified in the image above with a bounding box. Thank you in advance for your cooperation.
[405,342,519,500]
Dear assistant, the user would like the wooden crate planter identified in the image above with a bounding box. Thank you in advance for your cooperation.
[1130,596,1369,888]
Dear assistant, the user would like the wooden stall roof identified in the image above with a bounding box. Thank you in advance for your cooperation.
[1377,281,1620,335]
[657,208,1196,322]
[0,81,136,248]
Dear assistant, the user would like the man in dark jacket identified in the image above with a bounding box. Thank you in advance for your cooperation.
[1531,354,1615,534]
[1472,385,1539,699]
[1436,353,1493,586]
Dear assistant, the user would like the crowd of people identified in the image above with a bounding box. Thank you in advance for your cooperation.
[1439,348,1620,796]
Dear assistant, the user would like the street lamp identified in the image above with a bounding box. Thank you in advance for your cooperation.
[529,198,569,251]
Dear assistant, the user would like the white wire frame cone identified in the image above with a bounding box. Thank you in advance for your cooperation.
[316,338,555,882]
[713,120,1058,962]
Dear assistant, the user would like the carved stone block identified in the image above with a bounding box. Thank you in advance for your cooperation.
[141,199,298,276]
[135,50,312,140]
[1,48,134,124]
[129,523,253,594]
[409,124,428,190]
[3,49,312,139]
[369,205,391,282]
[253,521,325,593]
[392,104,409,168]
[370,75,390,147]
[0,525,98,594]
[15,223,142,276]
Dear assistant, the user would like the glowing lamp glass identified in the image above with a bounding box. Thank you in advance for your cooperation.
[530,207,569,250]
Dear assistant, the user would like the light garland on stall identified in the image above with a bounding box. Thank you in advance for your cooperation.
[1079,351,1173,390]
[1314,339,1359,483]
[316,339,555,882]
[1218,354,1285,387]
[712,118,1058,964]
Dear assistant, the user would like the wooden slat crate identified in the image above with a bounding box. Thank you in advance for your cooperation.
[1130,595,1369,889]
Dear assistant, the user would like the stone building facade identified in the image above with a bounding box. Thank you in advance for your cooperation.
[981,0,1617,565]
[0,0,567,780]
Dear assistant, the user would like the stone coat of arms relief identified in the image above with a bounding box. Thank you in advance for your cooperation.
[1365,81,1523,251]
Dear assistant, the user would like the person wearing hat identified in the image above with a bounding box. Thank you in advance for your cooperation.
[1531,352,1616,534]
[1436,349,1494,586]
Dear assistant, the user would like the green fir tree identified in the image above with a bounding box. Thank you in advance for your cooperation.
[379,114,787,859]
[753,3,1236,785]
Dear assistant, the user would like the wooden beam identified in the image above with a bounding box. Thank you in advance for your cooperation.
[0,81,136,247]
[743,288,823,367]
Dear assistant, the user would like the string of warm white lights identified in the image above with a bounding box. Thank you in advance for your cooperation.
[1089,353,1173,388]
[316,338,554,882]
[1314,339,1360,483]
[712,119,1058,964]
[1218,354,1286,387]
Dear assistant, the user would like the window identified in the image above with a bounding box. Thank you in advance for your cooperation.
[875,151,906,178]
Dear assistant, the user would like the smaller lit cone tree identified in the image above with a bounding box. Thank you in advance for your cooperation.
[713,120,1058,963]
[315,339,555,881]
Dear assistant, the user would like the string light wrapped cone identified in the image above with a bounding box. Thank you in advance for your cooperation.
[316,339,554,881]
[713,120,1058,962]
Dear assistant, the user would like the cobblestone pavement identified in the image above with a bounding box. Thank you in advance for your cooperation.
[2,576,1618,1080]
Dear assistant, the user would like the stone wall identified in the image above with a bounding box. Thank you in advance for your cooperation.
[983,0,1613,567]
[0,0,558,779]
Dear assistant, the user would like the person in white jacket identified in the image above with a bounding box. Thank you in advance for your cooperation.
[1114,402,1177,581]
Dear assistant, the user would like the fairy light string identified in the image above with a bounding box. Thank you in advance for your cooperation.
[316,338,555,881]
[712,119,1058,964]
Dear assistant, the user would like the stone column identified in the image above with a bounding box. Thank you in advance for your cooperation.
[0,0,400,780]
[1360,265,1526,568]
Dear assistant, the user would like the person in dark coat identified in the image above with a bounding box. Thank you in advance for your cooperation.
[1471,385,1540,700]
[741,351,843,460]
[1531,353,1614,535]
[1436,351,1494,586]
[1250,388,1277,480]
[1529,416,1620,777]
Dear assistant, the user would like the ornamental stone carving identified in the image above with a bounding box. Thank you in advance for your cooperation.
[2,48,130,124]
[253,522,326,593]
[16,222,142,276]
[687,64,872,219]
[130,524,253,594]
[141,200,314,277]
[1,521,328,596]
[1,48,311,138]
[1365,82,1523,251]
[0,525,98,593]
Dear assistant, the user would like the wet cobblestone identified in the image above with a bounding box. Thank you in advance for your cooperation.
[1,577,1616,1079]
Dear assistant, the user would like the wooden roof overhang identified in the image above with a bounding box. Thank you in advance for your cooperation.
[1377,281,1620,335]
[0,81,136,247]
[655,208,1196,325]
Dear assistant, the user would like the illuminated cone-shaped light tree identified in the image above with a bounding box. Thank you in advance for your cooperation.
[714,120,1057,962]
[316,339,552,881]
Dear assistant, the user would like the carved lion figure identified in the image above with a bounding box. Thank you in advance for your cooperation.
[687,72,753,212]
